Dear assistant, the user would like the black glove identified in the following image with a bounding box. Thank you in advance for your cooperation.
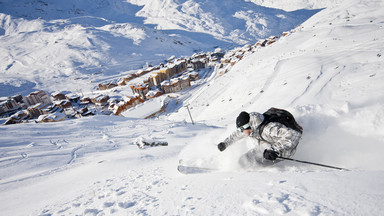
[218,142,226,151]
[263,149,279,161]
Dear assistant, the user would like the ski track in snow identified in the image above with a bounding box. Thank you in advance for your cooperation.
[38,168,169,215]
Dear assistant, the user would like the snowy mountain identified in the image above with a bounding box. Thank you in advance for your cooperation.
[132,0,319,44]
[1,0,384,215]
[0,0,319,97]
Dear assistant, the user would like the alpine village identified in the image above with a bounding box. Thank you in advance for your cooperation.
[1,34,287,125]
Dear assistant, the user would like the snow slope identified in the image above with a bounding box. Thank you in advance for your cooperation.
[1,0,384,215]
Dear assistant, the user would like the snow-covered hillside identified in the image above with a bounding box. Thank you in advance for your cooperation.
[0,0,319,97]
[247,0,344,11]
[132,0,319,44]
[1,0,384,215]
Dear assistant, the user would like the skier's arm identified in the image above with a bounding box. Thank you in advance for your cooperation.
[218,130,245,151]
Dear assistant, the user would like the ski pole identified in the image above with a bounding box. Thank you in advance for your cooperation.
[277,156,350,171]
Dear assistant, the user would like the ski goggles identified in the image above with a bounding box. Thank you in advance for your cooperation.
[237,123,251,132]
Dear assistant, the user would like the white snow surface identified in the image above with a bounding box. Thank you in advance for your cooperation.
[1,0,384,215]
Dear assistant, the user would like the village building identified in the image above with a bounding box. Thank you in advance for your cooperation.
[12,94,23,103]
[43,104,63,114]
[190,59,206,70]
[130,83,149,100]
[4,110,30,125]
[80,97,92,105]
[136,66,158,77]
[192,52,207,59]
[90,95,110,106]
[159,60,186,80]
[160,80,172,94]
[109,95,144,115]
[235,51,244,60]
[23,90,52,107]
[179,75,191,90]
[67,94,80,103]
[117,74,137,86]
[230,57,240,66]
[37,112,66,123]
[282,31,290,37]
[216,62,232,76]
[220,57,231,64]
[189,71,199,81]
[209,55,219,63]
[98,82,118,90]
[146,89,162,100]
[118,79,127,86]
[52,92,67,101]
[27,103,51,118]
[0,98,20,115]
[161,75,191,94]
[149,71,162,87]
[55,100,72,109]
[241,44,252,52]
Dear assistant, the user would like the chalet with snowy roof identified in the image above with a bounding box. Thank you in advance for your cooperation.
[98,82,118,90]
[0,98,20,116]
[91,95,110,106]
[235,51,244,60]
[52,92,67,101]
[80,97,92,105]
[149,71,162,87]
[192,52,207,59]
[190,59,206,70]
[43,104,63,114]
[118,79,127,86]
[146,89,162,100]
[179,75,191,89]
[117,74,137,86]
[220,57,231,64]
[55,100,72,109]
[136,66,158,77]
[189,72,199,81]
[241,44,252,52]
[130,83,149,100]
[37,112,66,123]
[67,94,80,103]
[216,63,231,76]
[282,31,289,37]
[109,95,144,115]
[209,55,219,62]
[231,57,240,66]
[159,67,172,80]
[27,103,51,118]
[161,75,191,94]
[23,90,52,107]
[160,60,187,80]
[266,39,277,46]
[161,80,172,94]
[4,110,30,125]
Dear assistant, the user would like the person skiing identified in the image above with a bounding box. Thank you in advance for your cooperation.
[217,108,303,167]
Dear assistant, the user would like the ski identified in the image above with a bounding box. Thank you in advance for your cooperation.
[177,165,216,174]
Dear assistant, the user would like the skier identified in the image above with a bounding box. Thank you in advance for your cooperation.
[217,109,303,167]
